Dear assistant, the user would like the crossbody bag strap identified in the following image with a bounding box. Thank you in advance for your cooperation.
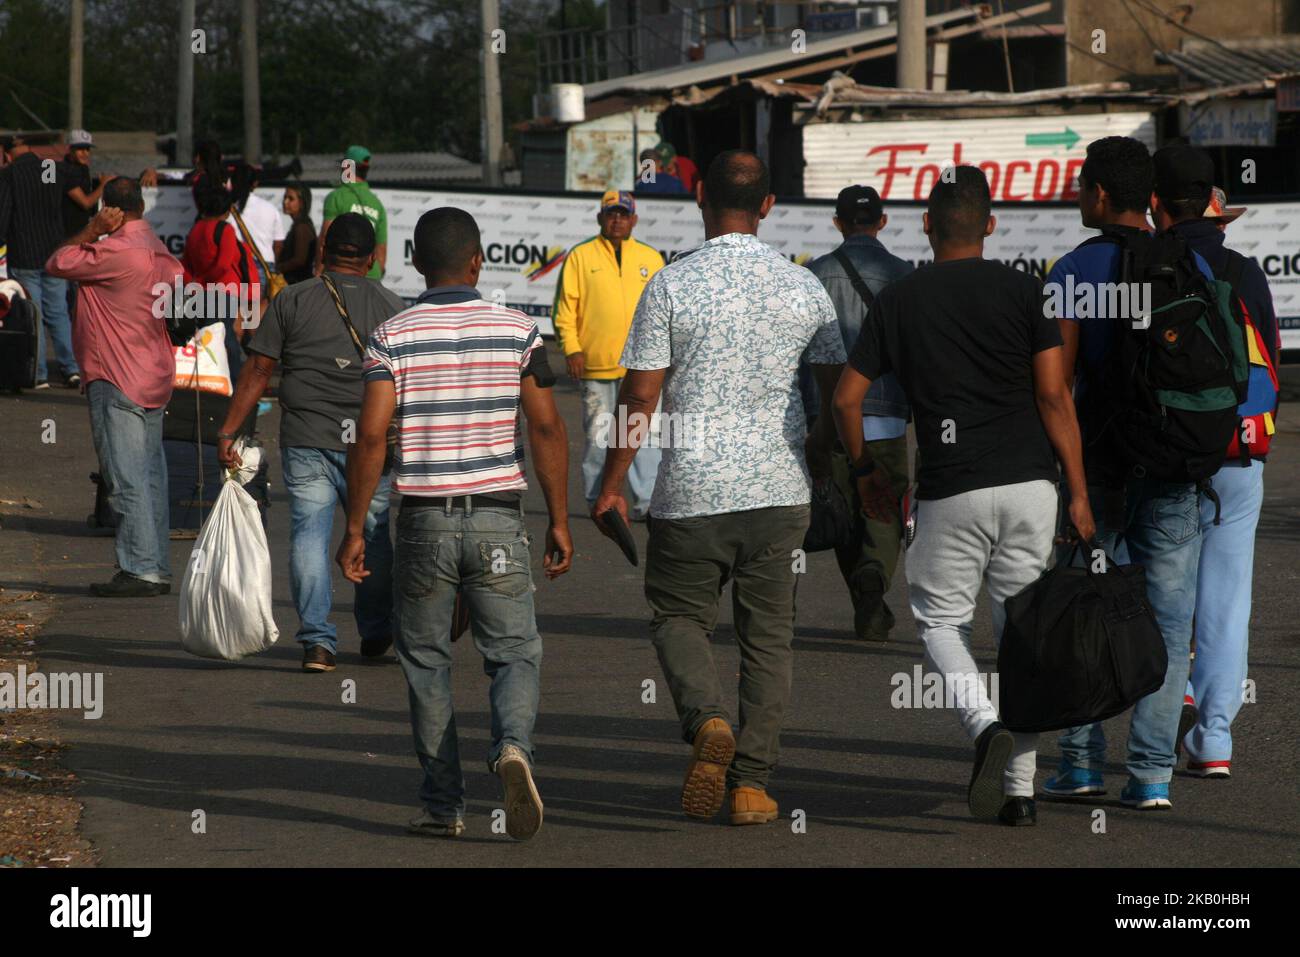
[832,247,875,311]
[231,204,273,277]
[320,273,366,361]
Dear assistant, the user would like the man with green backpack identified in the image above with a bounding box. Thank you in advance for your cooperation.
[1044,140,1249,811]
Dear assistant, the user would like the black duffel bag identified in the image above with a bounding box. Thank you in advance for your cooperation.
[997,544,1168,733]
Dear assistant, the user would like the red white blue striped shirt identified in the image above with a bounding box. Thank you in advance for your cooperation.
[364,288,542,496]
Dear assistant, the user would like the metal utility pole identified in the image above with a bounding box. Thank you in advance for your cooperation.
[481,0,504,187]
[177,0,195,164]
[68,0,84,131]
[896,0,926,90]
[241,0,263,163]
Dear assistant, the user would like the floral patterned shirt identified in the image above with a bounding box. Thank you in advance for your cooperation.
[621,231,846,519]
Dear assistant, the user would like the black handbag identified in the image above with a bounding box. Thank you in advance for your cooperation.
[996,544,1168,733]
[802,452,855,553]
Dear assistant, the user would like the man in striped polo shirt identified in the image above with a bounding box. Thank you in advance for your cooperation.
[337,207,572,842]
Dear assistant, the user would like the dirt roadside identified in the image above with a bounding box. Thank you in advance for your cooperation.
[0,497,95,868]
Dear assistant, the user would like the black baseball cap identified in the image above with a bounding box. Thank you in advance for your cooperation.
[325,212,376,258]
[835,185,883,226]
[1153,145,1215,204]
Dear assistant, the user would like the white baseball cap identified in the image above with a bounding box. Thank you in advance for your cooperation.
[67,130,94,149]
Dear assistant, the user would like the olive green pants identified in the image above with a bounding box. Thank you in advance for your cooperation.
[832,434,910,641]
[644,504,810,790]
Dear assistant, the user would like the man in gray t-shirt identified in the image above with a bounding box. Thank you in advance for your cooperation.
[217,213,404,673]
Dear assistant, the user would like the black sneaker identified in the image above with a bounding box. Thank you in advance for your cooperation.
[359,635,393,658]
[969,722,1015,819]
[64,372,82,389]
[302,644,336,673]
[1175,696,1198,761]
[999,796,1037,827]
[89,571,166,597]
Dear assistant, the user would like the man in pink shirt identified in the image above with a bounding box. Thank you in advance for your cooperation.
[47,177,182,597]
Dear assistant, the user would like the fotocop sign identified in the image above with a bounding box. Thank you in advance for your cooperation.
[802,113,1158,203]
[142,184,1300,350]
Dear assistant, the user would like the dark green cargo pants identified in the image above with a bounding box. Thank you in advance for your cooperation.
[831,434,909,641]
[644,504,810,791]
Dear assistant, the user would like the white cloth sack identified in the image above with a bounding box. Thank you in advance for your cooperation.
[173,322,233,396]
[178,443,278,660]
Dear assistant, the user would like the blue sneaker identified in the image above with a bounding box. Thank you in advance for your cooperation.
[1120,779,1172,810]
[1042,762,1105,797]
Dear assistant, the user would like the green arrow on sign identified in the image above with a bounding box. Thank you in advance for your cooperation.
[1025,127,1080,149]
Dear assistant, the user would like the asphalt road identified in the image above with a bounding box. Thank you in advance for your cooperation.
[1,374,1297,868]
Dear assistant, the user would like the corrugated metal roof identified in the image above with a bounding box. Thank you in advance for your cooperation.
[671,76,1171,113]
[581,7,977,100]
[1157,38,1300,88]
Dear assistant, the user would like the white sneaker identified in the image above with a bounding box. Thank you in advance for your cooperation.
[496,744,543,841]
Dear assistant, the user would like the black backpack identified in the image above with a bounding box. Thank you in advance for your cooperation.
[997,544,1168,733]
[165,220,255,347]
[1081,228,1249,486]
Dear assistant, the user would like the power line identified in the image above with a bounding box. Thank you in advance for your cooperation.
[1118,0,1169,63]
[0,68,136,130]
[1127,0,1280,72]
[998,2,1133,75]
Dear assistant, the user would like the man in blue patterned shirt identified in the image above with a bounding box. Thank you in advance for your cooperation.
[592,151,846,828]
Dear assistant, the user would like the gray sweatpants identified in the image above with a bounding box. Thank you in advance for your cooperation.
[905,479,1058,798]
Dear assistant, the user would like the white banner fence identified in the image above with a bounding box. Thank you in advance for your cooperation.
[142,184,1300,350]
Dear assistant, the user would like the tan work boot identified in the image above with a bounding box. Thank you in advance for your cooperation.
[728,786,778,826]
[681,718,735,819]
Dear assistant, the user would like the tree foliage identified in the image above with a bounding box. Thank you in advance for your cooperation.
[0,0,604,161]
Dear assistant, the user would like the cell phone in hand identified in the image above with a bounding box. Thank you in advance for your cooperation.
[599,509,638,566]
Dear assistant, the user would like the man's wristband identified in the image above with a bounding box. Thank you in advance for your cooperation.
[216,430,239,441]
[850,458,877,479]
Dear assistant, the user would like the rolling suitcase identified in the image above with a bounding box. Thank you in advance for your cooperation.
[0,293,39,392]
[164,439,270,533]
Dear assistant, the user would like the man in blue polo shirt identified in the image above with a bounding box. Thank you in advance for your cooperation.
[1044,138,1217,811]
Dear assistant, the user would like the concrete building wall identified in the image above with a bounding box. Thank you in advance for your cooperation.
[1065,0,1298,86]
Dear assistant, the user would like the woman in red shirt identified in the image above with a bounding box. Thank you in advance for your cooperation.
[182,186,258,379]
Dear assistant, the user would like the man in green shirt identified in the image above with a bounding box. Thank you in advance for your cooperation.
[318,145,387,280]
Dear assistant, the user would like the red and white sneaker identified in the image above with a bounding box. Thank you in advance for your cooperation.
[1186,760,1231,779]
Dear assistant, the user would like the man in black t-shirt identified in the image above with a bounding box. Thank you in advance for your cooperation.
[832,166,1094,827]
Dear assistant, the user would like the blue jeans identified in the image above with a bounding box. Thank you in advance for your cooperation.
[85,380,170,582]
[580,377,660,518]
[1057,479,1203,784]
[1186,462,1264,763]
[11,268,79,382]
[281,447,392,654]
[394,502,542,820]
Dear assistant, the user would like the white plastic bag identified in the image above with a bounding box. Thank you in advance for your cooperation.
[178,443,278,660]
